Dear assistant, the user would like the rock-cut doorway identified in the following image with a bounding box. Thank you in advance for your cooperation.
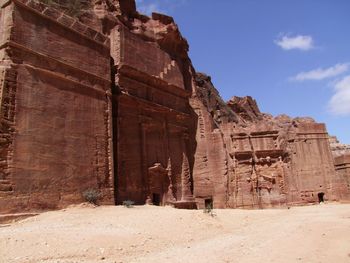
[318,192,325,203]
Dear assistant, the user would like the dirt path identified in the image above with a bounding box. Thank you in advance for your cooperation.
[1,203,350,263]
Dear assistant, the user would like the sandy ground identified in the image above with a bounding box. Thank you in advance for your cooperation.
[1,203,350,263]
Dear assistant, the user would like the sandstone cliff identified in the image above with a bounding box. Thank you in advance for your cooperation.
[191,73,349,208]
[0,0,349,214]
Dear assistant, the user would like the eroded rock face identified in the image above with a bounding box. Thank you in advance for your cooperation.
[334,154,350,198]
[192,74,349,208]
[0,0,114,213]
[329,136,350,157]
[107,2,196,208]
[227,96,263,123]
[0,0,348,213]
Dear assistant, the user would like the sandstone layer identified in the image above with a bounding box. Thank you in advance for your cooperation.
[0,0,349,213]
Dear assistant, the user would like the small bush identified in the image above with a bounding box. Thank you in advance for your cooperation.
[203,204,216,217]
[82,188,101,205]
[122,200,135,208]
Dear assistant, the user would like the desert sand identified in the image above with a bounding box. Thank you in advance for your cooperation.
[1,203,350,263]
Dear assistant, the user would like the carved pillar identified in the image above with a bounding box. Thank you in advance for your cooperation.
[105,89,115,201]
[166,157,176,202]
[180,133,193,201]
[163,120,176,201]
[139,120,150,203]
[163,120,170,158]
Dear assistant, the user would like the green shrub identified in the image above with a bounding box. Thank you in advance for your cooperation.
[122,200,135,208]
[82,188,101,205]
[203,203,216,217]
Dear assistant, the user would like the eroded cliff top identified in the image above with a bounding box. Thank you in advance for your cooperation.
[35,0,328,139]
[329,136,350,157]
[194,72,316,132]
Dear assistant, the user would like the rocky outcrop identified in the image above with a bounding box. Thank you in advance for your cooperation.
[0,0,349,213]
[227,96,263,123]
[329,136,350,157]
[192,73,349,208]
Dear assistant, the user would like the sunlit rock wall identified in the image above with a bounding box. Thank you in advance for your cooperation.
[334,154,350,199]
[0,0,114,213]
[1,0,348,214]
[191,74,350,208]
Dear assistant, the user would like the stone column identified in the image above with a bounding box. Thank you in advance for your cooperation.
[166,157,176,202]
[180,133,193,201]
[139,120,150,203]
[105,89,115,202]
[163,120,176,202]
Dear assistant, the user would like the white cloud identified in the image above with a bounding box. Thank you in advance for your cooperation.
[275,34,314,51]
[291,63,349,81]
[135,0,188,16]
[140,3,160,14]
[328,75,350,116]
[136,0,161,15]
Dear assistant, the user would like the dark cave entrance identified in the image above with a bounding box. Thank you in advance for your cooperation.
[152,193,161,206]
[205,198,213,209]
[318,192,325,203]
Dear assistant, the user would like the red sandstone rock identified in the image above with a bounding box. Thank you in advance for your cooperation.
[192,73,349,208]
[335,154,350,183]
[0,0,114,213]
[0,0,349,214]
[329,135,350,157]
[227,96,263,122]
[110,4,196,207]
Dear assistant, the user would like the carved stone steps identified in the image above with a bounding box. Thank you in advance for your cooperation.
[159,60,176,79]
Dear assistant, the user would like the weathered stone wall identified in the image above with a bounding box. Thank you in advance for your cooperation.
[111,19,196,207]
[286,123,338,204]
[0,0,114,213]
[119,27,185,90]
[1,0,348,214]
[0,1,16,209]
[227,131,287,208]
[190,96,229,209]
[191,75,350,208]
[334,154,350,199]
[189,73,236,209]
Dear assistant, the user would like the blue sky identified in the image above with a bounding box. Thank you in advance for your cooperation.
[136,0,350,143]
